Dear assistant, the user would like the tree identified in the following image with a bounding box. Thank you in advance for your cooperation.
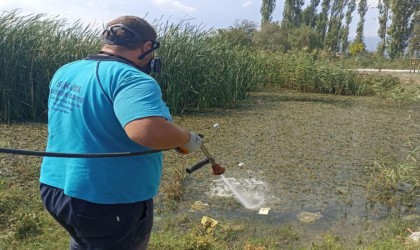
[217,19,258,47]
[355,0,368,48]
[316,0,331,44]
[341,0,356,54]
[348,41,365,56]
[254,22,290,52]
[387,0,420,58]
[377,0,390,57]
[288,25,322,50]
[302,0,321,28]
[408,10,420,58]
[282,0,305,30]
[325,0,348,53]
[282,0,294,30]
[260,0,276,25]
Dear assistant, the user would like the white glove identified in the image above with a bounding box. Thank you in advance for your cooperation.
[175,132,203,154]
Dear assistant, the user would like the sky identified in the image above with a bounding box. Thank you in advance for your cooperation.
[0,0,380,37]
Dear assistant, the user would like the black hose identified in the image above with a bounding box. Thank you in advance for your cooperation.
[0,147,163,158]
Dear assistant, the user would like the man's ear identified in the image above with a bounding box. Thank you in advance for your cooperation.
[141,41,153,52]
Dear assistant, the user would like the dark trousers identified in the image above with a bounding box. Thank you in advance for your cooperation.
[40,183,153,250]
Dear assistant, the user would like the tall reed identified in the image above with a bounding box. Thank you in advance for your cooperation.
[0,10,100,122]
[0,10,408,122]
[0,11,263,120]
[154,21,262,114]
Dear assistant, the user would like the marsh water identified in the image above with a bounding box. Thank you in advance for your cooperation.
[1,86,419,247]
[160,88,420,246]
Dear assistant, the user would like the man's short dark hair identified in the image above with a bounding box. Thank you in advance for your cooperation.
[103,16,157,50]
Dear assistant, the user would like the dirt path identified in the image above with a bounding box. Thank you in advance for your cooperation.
[356,69,414,73]
[355,69,420,88]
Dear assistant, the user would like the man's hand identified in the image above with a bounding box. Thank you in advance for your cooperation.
[175,132,203,154]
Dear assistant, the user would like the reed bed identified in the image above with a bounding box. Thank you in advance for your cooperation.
[154,21,263,114]
[0,11,264,120]
[260,51,402,96]
[0,10,100,122]
[0,10,408,122]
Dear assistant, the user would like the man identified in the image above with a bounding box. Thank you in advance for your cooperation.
[40,16,202,249]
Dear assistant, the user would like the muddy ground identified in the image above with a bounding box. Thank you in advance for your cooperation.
[1,84,419,247]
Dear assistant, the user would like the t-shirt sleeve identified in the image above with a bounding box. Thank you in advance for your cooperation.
[113,74,172,127]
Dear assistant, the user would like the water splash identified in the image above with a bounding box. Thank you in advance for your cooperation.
[220,174,265,210]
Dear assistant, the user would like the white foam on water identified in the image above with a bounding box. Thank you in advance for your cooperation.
[207,174,267,210]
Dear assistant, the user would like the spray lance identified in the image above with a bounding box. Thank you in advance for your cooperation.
[186,142,225,175]
[184,134,225,175]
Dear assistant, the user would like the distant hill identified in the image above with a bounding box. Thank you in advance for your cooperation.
[365,36,381,52]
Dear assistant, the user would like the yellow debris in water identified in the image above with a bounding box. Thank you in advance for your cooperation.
[191,201,209,211]
[201,216,218,232]
[297,212,323,223]
[258,207,270,215]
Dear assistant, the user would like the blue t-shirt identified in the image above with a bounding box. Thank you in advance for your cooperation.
[40,56,172,204]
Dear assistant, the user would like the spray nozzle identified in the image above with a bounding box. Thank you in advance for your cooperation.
[186,143,225,175]
[211,164,225,175]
